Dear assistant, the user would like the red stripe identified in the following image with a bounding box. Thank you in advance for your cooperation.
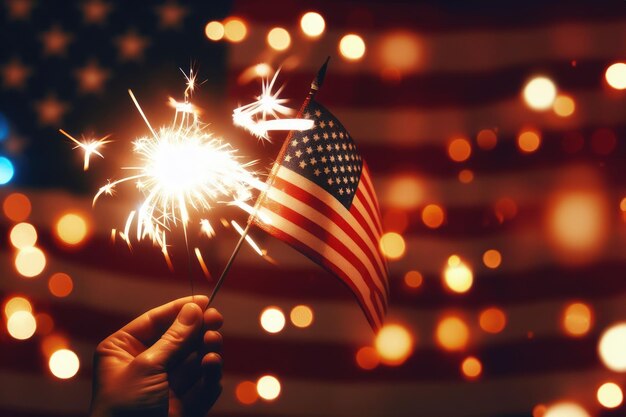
[259,196,385,324]
[255,220,381,330]
[269,173,387,288]
[356,165,383,235]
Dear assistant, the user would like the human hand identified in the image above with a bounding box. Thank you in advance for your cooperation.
[90,296,223,417]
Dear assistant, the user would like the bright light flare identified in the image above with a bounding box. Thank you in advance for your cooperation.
[256,375,281,401]
[300,12,325,37]
[374,323,414,365]
[233,69,313,141]
[597,382,623,408]
[60,129,111,171]
[10,222,37,249]
[523,76,557,110]
[56,213,88,245]
[7,310,37,340]
[290,305,314,328]
[598,323,626,371]
[4,296,32,317]
[267,27,291,51]
[544,403,590,417]
[436,315,469,351]
[260,307,285,333]
[339,34,366,61]
[605,63,626,90]
[15,246,46,278]
[461,356,482,379]
[562,302,592,336]
[49,348,80,379]
[443,255,473,293]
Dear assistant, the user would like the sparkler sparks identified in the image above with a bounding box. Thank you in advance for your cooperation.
[233,68,313,141]
[59,129,111,171]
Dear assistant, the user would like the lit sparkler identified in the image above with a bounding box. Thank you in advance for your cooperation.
[233,68,314,141]
[59,129,111,171]
[87,69,265,261]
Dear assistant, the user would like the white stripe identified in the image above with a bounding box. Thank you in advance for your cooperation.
[275,166,387,291]
[265,174,386,300]
[259,208,382,328]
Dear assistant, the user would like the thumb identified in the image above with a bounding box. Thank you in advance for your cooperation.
[138,303,204,368]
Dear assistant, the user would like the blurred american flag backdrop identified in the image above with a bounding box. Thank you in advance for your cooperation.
[2,0,626,416]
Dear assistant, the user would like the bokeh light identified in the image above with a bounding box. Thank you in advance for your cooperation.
[235,381,258,405]
[386,175,423,209]
[356,346,380,370]
[477,129,497,150]
[267,27,291,51]
[0,112,8,141]
[562,302,592,337]
[56,213,88,245]
[597,382,623,408]
[523,76,557,110]
[3,193,31,222]
[41,334,69,357]
[49,349,80,379]
[543,402,590,417]
[547,191,608,259]
[0,156,14,184]
[553,95,575,117]
[15,246,46,278]
[260,307,286,333]
[375,324,414,365]
[479,307,507,334]
[289,305,314,328]
[204,21,224,41]
[517,128,541,153]
[380,232,406,260]
[300,12,325,38]
[378,31,421,73]
[443,256,473,293]
[7,310,37,340]
[421,204,445,229]
[458,169,474,184]
[48,272,74,298]
[436,315,469,351]
[533,404,547,417]
[339,34,366,61]
[448,137,472,162]
[4,296,32,317]
[257,375,281,401]
[605,62,626,90]
[223,18,247,43]
[461,356,482,379]
[36,313,54,335]
[10,222,37,249]
[598,323,626,371]
[482,249,502,269]
[404,270,423,289]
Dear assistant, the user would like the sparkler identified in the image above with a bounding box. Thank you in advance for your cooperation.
[59,129,111,171]
[233,68,314,141]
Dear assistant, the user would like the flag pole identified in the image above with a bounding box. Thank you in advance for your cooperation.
[207,58,330,306]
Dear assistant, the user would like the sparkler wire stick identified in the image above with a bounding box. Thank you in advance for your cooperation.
[208,57,330,305]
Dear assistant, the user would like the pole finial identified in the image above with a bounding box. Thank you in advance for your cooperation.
[310,56,331,94]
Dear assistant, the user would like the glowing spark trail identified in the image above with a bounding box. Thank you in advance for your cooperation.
[88,70,264,262]
[59,129,111,171]
[233,69,313,141]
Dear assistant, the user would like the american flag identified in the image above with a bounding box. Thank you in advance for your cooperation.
[2,0,626,416]
[255,62,389,331]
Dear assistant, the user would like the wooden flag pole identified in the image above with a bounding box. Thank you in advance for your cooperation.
[207,58,330,306]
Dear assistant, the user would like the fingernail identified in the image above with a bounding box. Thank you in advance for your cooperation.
[178,303,199,325]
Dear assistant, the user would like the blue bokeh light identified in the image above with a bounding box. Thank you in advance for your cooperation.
[0,113,8,141]
[0,157,14,184]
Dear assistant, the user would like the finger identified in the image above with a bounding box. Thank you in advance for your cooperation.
[137,303,204,368]
[203,331,223,353]
[122,296,209,346]
[169,352,202,395]
[202,352,223,381]
[203,308,223,331]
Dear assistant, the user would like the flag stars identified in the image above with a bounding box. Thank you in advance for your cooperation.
[319,120,326,128]
[339,188,344,195]
[116,30,149,61]
[329,120,334,127]
[343,177,348,184]
[81,0,112,25]
[2,59,31,89]
[332,132,337,139]
[315,109,322,117]
[334,144,340,150]
[303,112,311,119]
[338,155,343,162]
[323,132,329,139]
[324,167,330,174]
[291,139,299,147]
[340,165,345,173]
[6,0,34,20]
[302,136,309,143]
[326,144,332,151]
[327,178,333,185]
[75,61,109,94]
[316,145,323,152]
[284,154,292,162]
[313,133,320,140]
[306,146,313,154]
[299,160,307,169]
[155,1,188,29]
[332,166,338,173]
[310,157,317,165]
[339,132,344,139]
[342,143,347,150]
[313,168,321,176]
[295,150,303,158]
[330,155,335,162]
[35,95,69,126]
[41,26,73,56]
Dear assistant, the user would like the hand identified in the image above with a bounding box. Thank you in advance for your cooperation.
[90,296,223,417]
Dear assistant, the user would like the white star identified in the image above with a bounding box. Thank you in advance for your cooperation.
[321,156,327,163]
[310,157,317,165]
[327,178,333,185]
[284,154,292,162]
[324,167,330,174]
[316,145,323,152]
[291,139,298,147]
[320,120,326,128]
[299,161,307,169]
[306,146,313,154]
[295,150,303,158]
[329,120,334,127]
[315,109,321,117]
[339,188,344,195]
[313,169,321,176]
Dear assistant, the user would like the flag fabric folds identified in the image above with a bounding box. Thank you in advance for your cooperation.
[254,68,389,331]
